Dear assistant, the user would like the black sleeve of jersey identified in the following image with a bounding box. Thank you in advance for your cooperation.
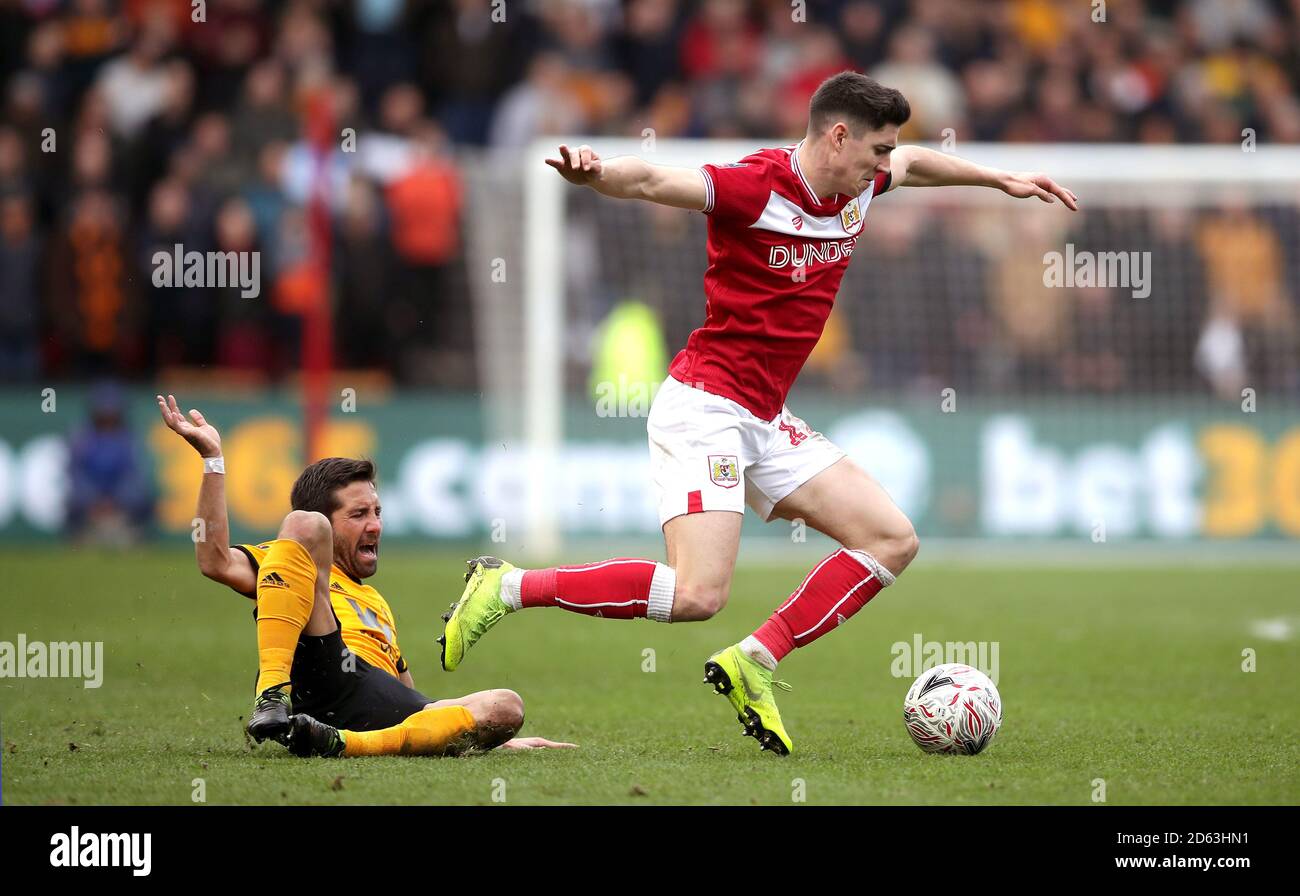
[396,654,409,675]
[232,544,259,600]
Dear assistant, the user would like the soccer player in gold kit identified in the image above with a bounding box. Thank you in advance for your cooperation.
[158,394,574,757]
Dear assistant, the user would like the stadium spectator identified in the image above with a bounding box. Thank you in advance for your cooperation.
[229,60,297,172]
[212,194,286,376]
[95,6,173,140]
[342,0,419,106]
[986,209,1071,390]
[65,379,155,544]
[617,0,686,108]
[335,175,395,371]
[138,176,212,370]
[0,123,26,198]
[423,0,528,145]
[679,0,762,82]
[0,192,41,381]
[126,58,195,214]
[488,52,590,149]
[1195,199,1299,393]
[1060,284,1130,393]
[869,23,966,140]
[385,120,472,383]
[45,188,143,376]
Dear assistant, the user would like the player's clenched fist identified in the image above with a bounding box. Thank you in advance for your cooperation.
[156,393,222,458]
[545,143,602,185]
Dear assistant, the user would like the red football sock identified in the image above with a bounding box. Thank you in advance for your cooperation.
[517,559,676,621]
[751,549,894,664]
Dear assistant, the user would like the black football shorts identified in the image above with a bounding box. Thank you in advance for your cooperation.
[288,627,433,731]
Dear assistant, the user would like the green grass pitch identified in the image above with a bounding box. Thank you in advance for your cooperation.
[1,545,1297,805]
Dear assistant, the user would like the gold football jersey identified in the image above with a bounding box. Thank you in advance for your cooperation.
[234,541,407,677]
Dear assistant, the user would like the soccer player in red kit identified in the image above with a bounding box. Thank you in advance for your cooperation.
[440,72,1078,754]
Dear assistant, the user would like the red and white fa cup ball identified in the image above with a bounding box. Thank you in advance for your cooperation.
[903,663,1002,755]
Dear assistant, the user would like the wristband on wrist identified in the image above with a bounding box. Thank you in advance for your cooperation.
[203,455,225,474]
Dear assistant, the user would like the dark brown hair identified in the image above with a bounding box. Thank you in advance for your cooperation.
[809,72,911,137]
[290,457,376,517]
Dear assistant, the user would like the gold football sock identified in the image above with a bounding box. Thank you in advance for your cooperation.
[254,539,318,695]
[341,706,477,757]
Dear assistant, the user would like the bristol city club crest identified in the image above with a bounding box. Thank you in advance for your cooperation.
[840,198,863,234]
[708,455,740,488]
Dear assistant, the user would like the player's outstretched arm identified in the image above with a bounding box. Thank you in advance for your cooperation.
[500,737,579,751]
[155,394,255,594]
[889,145,1078,210]
[544,143,707,211]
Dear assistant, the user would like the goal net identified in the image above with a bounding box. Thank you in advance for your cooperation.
[459,140,1300,559]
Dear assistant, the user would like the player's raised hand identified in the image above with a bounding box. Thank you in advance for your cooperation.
[545,143,602,185]
[500,736,579,751]
[156,394,222,458]
[1002,171,1079,211]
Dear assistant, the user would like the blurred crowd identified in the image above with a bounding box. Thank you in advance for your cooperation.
[1,0,1299,392]
[584,194,1300,400]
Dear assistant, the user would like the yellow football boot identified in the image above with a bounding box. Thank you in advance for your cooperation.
[703,644,794,755]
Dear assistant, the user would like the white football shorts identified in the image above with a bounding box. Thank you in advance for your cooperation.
[646,375,845,526]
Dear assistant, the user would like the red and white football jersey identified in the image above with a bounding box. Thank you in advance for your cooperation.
[668,141,891,421]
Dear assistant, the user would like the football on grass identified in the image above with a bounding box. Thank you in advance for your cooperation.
[903,663,1002,755]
